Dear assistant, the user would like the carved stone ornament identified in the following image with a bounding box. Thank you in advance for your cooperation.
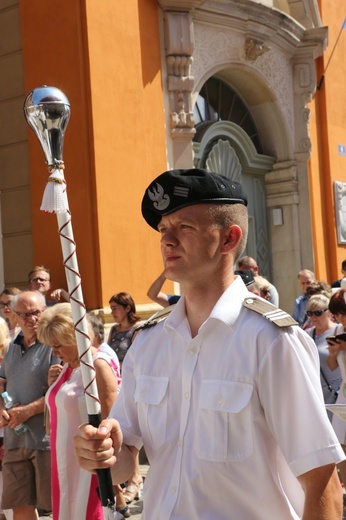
[192,24,294,135]
[164,11,195,131]
[244,38,271,62]
[334,181,346,244]
[205,139,242,183]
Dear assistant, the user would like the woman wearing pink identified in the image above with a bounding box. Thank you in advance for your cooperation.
[37,303,119,520]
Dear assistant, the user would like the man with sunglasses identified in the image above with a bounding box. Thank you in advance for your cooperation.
[0,291,59,520]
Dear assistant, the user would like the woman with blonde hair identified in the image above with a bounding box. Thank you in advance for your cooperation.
[305,294,342,409]
[37,303,120,520]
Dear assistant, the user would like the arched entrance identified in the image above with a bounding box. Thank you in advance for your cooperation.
[193,77,275,278]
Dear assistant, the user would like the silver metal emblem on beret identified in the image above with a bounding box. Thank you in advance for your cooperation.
[148,183,170,210]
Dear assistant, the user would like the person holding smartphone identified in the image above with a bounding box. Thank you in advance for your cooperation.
[327,289,346,487]
[306,294,342,413]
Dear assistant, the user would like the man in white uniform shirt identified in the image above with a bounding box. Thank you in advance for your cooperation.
[74,168,344,519]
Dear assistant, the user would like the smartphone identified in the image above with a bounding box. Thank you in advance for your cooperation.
[327,333,346,342]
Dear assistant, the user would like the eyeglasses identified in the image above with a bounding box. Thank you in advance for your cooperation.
[0,302,11,309]
[15,309,42,320]
[30,277,50,283]
[306,309,328,317]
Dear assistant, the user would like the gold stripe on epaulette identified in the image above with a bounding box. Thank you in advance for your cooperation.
[243,297,297,328]
[137,304,175,331]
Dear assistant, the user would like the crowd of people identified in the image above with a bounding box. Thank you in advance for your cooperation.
[0,268,144,519]
[1,168,346,519]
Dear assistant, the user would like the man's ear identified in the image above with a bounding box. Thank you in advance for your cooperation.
[222,225,242,253]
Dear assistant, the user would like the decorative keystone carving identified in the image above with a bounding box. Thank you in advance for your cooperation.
[244,38,271,62]
[164,11,195,131]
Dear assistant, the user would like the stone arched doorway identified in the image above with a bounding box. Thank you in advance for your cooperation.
[161,6,325,311]
[192,75,275,277]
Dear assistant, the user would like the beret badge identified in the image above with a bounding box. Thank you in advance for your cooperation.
[148,183,170,211]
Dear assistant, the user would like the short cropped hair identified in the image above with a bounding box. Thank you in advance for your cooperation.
[298,269,315,280]
[207,203,248,261]
[28,265,51,282]
[11,291,46,311]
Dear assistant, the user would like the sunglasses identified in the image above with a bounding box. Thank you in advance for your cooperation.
[306,309,328,317]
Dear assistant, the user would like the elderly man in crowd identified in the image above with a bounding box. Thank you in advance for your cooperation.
[0,291,59,520]
[293,269,316,327]
[237,255,279,306]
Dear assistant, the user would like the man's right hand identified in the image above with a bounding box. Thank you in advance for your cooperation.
[73,418,123,473]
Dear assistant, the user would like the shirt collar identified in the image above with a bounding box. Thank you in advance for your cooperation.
[14,332,40,351]
[165,275,250,333]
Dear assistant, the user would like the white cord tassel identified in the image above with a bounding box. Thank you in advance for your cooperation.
[40,165,68,213]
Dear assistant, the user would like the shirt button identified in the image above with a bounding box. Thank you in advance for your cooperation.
[177,439,182,447]
[171,486,177,493]
[216,396,223,405]
[189,347,197,355]
[140,390,146,398]
[184,391,190,400]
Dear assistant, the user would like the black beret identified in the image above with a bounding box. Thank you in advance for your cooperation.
[234,269,255,286]
[141,168,248,230]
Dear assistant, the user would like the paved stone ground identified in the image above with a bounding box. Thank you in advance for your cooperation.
[38,465,148,520]
[35,468,346,520]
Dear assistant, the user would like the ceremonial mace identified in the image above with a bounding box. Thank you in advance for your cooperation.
[23,86,116,519]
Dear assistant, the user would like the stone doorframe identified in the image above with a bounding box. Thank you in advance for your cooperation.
[158,0,327,311]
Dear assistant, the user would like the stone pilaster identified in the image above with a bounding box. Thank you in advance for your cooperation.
[163,10,195,167]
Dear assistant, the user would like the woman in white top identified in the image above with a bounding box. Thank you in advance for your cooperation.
[37,303,119,520]
[306,294,342,412]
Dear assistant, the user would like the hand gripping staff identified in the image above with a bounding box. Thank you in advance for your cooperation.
[24,86,117,519]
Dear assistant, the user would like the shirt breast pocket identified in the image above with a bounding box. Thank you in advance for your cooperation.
[135,375,169,448]
[195,380,253,462]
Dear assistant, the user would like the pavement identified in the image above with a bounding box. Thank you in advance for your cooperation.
[29,466,346,520]
[38,464,148,520]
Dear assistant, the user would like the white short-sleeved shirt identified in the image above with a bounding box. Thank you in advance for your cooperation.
[110,277,345,520]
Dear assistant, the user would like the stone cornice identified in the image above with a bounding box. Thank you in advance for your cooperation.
[158,0,206,10]
[192,0,326,57]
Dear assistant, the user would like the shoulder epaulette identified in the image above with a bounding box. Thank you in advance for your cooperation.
[136,304,175,331]
[243,297,297,328]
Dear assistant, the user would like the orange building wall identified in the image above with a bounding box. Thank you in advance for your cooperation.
[309,2,346,284]
[19,0,171,308]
